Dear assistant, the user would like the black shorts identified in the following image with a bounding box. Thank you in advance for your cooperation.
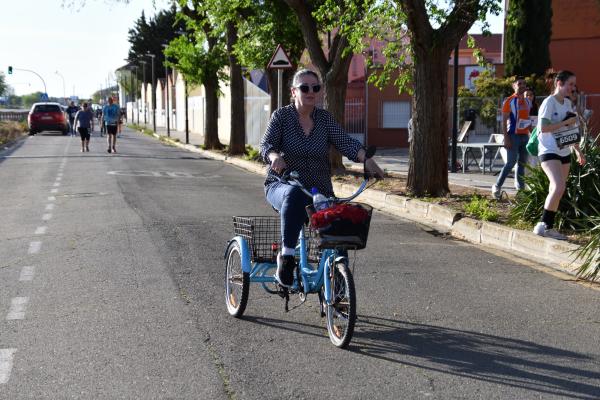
[106,124,118,135]
[78,127,90,140]
[539,153,571,164]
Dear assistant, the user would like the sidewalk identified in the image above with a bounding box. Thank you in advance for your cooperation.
[130,124,595,283]
[141,123,517,196]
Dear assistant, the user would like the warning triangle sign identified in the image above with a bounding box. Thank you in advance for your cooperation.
[267,44,293,69]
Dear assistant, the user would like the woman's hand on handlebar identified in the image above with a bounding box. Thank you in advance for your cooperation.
[365,158,385,180]
[269,153,287,174]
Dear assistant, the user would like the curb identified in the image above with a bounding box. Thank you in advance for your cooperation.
[143,131,590,281]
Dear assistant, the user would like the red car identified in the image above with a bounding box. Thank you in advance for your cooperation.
[28,102,69,135]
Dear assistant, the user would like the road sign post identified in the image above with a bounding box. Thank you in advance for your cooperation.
[267,44,293,110]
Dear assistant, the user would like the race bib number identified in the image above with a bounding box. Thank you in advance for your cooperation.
[518,118,532,130]
[553,126,580,148]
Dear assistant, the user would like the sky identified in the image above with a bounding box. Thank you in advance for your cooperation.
[1,0,171,98]
[0,0,504,99]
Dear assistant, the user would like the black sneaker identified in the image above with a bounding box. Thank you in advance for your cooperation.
[275,254,295,288]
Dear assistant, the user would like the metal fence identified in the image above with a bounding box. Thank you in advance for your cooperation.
[0,110,28,122]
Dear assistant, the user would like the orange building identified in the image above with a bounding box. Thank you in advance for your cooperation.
[549,0,600,131]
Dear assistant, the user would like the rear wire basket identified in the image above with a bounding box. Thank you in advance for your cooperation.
[232,216,321,263]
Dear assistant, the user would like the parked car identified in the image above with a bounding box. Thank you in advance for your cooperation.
[28,102,69,135]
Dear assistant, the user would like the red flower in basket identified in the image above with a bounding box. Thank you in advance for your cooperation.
[310,204,369,230]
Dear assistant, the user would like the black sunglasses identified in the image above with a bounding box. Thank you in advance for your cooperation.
[295,84,321,93]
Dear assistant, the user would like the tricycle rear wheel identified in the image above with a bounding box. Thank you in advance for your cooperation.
[225,241,249,317]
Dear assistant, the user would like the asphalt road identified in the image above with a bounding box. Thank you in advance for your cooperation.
[1,128,599,399]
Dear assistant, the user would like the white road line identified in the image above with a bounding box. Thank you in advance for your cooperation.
[6,297,29,320]
[57,173,63,177]
[48,196,56,201]
[45,204,54,211]
[50,188,58,194]
[55,177,62,182]
[42,213,52,221]
[52,182,60,187]
[19,266,35,281]
[34,226,47,235]
[28,241,41,254]
[0,349,17,384]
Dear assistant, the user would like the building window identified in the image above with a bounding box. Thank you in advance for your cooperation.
[381,101,410,128]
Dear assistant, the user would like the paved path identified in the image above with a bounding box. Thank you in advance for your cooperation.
[138,123,519,196]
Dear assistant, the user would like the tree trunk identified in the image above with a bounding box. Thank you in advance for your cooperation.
[323,70,351,173]
[203,79,222,150]
[227,22,246,155]
[407,48,450,196]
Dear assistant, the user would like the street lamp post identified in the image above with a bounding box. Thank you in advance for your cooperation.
[161,44,170,137]
[55,71,66,105]
[129,66,135,123]
[140,60,147,125]
[146,52,156,133]
[132,65,139,125]
[185,78,189,144]
[12,67,47,98]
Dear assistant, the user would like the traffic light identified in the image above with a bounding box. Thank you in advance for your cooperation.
[8,66,12,74]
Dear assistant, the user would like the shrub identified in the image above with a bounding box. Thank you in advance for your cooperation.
[464,195,499,221]
[243,145,261,162]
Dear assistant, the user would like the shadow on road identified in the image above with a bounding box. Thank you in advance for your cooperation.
[350,315,600,399]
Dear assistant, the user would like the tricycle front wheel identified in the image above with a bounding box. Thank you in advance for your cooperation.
[325,262,356,348]
[225,241,249,317]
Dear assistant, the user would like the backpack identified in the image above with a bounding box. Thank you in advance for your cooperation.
[526,127,539,156]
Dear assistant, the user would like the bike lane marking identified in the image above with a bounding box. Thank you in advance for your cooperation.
[19,267,35,282]
[28,241,41,254]
[0,349,17,384]
[6,297,29,320]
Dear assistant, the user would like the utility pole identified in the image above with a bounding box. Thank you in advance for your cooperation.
[146,52,156,133]
[55,71,66,105]
[140,60,147,125]
[185,78,189,144]
[161,44,170,137]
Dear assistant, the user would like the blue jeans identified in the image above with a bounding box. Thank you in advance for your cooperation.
[265,182,311,249]
[496,134,529,189]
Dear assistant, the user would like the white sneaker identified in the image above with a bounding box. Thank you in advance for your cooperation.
[491,184,501,200]
[533,222,567,240]
[514,182,524,191]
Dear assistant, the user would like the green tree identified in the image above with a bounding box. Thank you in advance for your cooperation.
[0,72,7,97]
[235,1,304,113]
[285,0,372,172]
[342,0,501,196]
[21,92,43,108]
[165,1,228,150]
[504,0,552,77]
[127,7,185,83]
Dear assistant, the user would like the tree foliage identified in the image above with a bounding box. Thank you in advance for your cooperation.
[163,1,229,149]
[234,0,305,112]
[504,0,552,77]
[0,72,7,97]
[127,6,185,83]
[339,0,502,196]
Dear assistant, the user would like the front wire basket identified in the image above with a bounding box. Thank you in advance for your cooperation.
[232,216,321,263]
[306,202,373,250]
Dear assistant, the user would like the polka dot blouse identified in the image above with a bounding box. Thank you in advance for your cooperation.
[260,104,363,197]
